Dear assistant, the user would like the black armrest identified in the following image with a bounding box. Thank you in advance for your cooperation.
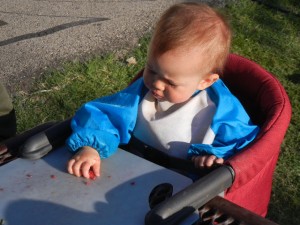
[2,121,57,156]
[1,121,58,165]
[19,118,72,159]
[145,165,234,225]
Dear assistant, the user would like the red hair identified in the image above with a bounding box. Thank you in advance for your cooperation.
[150,3,232,74]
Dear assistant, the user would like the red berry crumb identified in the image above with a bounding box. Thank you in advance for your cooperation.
[89,170,96,180]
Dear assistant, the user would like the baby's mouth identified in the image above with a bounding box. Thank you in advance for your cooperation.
[151,90,163,100]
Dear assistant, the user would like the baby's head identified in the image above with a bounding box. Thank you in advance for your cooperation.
[143,3,232,103]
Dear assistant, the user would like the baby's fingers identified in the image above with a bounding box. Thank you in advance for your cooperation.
[192,156,205,168]
[204,155,217,167]
[67,158,76,175]
[215,158,224,165]
[72,160,84,177]
[81,162,93,179]
[92,161,101,177]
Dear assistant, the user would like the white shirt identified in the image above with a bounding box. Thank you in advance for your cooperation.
[133,90,216,159]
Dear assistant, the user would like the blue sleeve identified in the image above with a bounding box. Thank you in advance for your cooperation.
[66,78,146,158]
[188,79,260,159]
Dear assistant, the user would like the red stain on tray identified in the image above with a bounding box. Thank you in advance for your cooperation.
[50,175,56,179]
[84,181,91,186]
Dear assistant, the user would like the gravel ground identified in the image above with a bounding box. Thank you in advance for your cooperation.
[0,0,228,95]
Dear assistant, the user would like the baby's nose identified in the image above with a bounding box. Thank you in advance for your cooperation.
[153,79,165,91]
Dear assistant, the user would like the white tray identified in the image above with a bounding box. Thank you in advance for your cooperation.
[0,147,195,225]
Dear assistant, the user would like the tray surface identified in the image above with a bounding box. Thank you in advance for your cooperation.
[0,147,193,225]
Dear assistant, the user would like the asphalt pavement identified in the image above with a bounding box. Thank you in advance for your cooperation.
[0,0,227,95]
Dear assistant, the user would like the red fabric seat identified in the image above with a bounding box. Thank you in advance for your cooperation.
[222,54,291,216]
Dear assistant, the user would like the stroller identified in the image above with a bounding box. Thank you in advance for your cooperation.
[0,54,291,224]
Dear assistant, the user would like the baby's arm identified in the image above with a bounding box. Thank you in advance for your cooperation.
[192,155,224,168]
[67,146,101,179]
[66,78,145,178]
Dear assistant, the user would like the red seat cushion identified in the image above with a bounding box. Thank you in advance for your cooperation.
[223,54,291,216]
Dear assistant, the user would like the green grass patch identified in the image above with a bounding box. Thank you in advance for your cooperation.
[13,0,299,224]
[14,36,150,131]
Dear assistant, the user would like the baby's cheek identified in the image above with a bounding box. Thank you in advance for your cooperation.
[169,92,190,104]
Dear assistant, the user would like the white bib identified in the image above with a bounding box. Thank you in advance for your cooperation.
[133,90,216,159]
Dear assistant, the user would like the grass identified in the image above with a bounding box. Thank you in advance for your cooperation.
[12,0,299,224]
[14,40,149,131]
[252,0,300,15]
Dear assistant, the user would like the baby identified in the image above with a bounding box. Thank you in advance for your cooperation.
[66,3,259,178]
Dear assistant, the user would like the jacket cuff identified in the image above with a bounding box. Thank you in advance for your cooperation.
[66,130,120,158]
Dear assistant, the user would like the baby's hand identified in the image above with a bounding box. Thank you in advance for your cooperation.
[192,155,224,168]
[67,146,101,179]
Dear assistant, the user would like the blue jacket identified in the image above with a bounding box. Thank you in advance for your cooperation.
[66,78,259,160]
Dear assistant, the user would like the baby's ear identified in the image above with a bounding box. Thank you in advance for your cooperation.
[197,74,219,90]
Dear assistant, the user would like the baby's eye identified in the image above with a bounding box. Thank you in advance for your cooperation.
[167,81,177,87]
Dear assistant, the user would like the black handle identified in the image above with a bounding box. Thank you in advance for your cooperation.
[145,165,234,225]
